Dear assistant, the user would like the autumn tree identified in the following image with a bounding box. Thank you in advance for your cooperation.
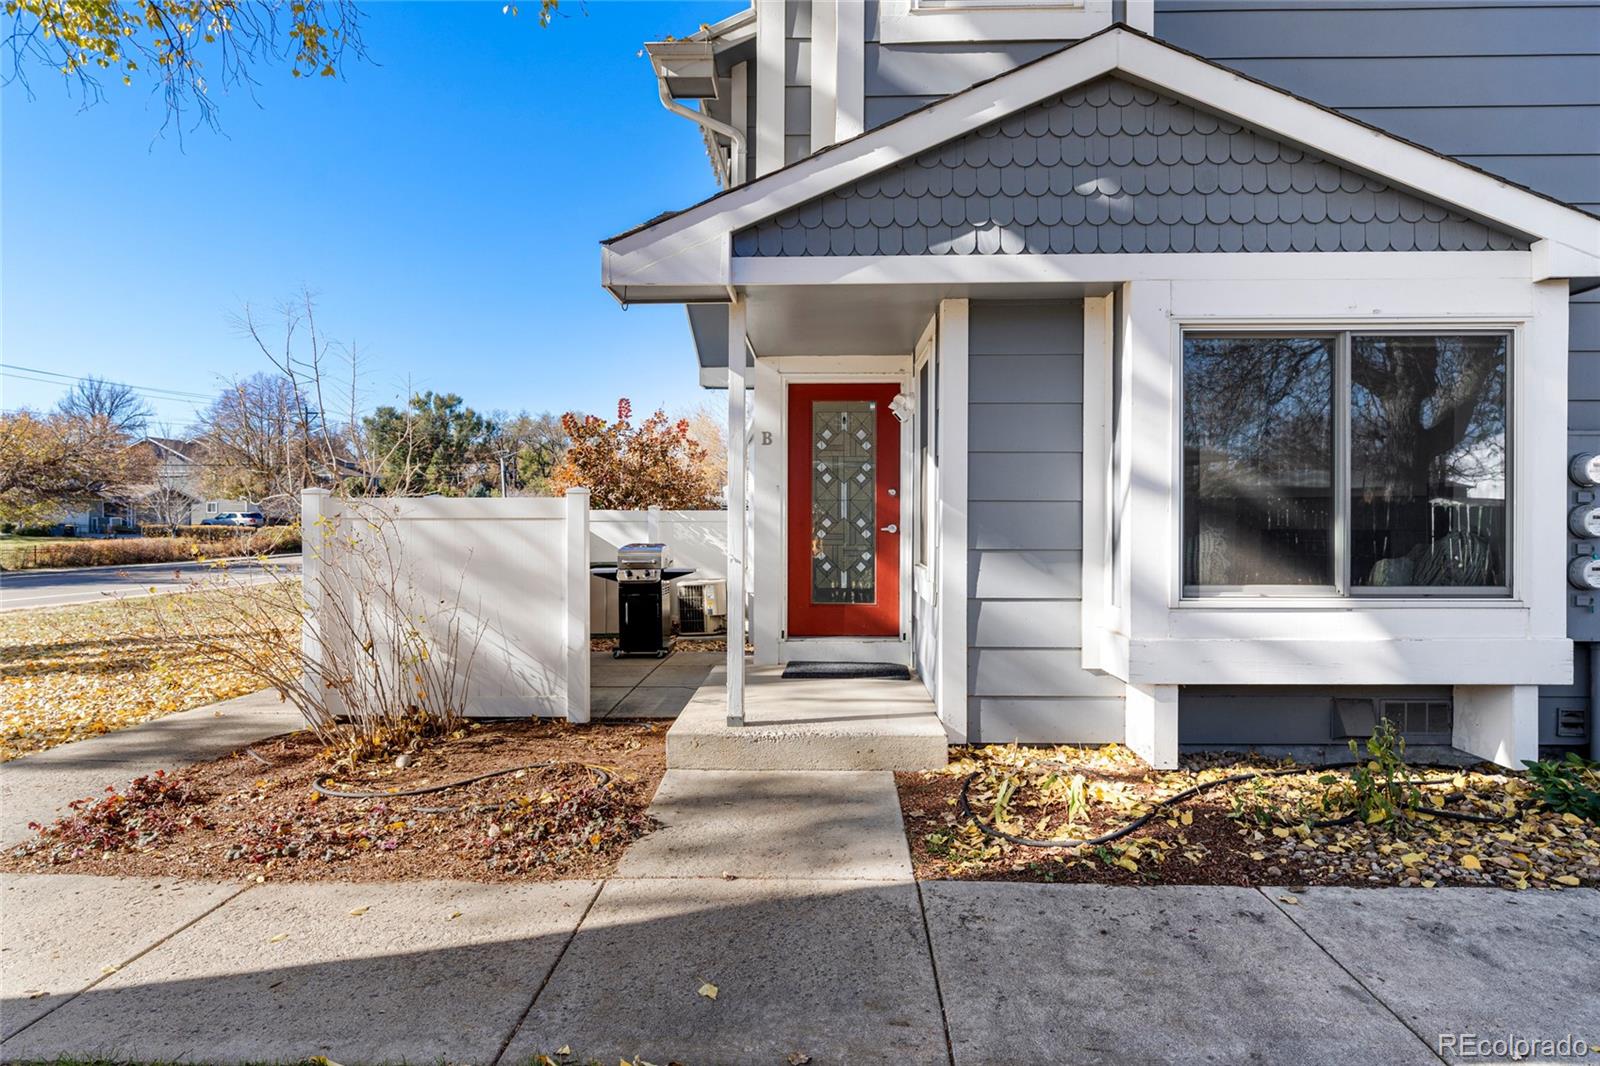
[550,398,722,510]
[57,376,153,437]
[682,401,728,498]
[0,411,155,524]
[4,0,560,132]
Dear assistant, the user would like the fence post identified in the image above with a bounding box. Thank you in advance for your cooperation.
[564,488,592,723]
[646,504,661,544]
[299,488,343,724]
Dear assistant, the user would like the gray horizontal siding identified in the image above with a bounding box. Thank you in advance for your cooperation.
[1192,55,1597,107]
[733,76,1528,257]
[967,300,1115,742]
[970,649,1126,697]
[867,94,939,129]
[969,698,1126,744]
[969,600,1081,648]
[968,453,1082,502]
[1156,4,1599,58]
[865,41,1064,97]
[968,550,1082,600]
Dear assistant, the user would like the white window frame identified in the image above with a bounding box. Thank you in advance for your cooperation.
[1177,325,1515,602]
[877,0,1111,44]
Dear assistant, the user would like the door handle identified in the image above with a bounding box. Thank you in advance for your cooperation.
[880,524,898,534]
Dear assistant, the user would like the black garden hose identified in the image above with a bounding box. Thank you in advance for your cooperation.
[959,763,1511,849]
[312,761,611,801]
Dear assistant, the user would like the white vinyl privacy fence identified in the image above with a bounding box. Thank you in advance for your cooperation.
[302,489,593,721]
[301,490,729,722]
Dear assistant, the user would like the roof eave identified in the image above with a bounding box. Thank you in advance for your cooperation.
[603,25,1600,289]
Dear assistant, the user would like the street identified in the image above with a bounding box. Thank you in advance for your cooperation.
[0,555,301,611]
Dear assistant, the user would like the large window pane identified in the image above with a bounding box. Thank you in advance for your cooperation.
[1183,336,1335,588]
[1350,334,1508,589]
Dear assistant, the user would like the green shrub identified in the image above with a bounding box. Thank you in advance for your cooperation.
[1522,753,1600,823]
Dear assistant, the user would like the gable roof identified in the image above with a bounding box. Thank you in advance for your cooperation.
[603,26,1600,297]
[734,74,1527,258]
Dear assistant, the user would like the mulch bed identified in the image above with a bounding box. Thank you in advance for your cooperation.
[897,744,1599,890]
[0,720,667,883]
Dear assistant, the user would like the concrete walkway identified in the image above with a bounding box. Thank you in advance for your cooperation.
[5,765,1598,1063]
[0,688,306,848]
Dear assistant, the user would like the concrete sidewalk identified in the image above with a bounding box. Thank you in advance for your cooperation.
[0,688,306,848]
[4,767,1597,1064]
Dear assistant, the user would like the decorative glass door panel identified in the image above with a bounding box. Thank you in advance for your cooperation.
[788,383,901,637]
[811,400,877,604]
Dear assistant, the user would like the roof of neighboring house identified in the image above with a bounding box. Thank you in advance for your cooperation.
[138,436,205,463]
[606,24,1600,254]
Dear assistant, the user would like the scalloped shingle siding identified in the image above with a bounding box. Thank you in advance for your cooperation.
[732,77,1527,256]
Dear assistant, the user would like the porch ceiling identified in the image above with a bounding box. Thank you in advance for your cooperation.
[689,281,1115,376]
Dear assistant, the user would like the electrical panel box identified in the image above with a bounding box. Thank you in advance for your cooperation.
[1567,432,1600,640]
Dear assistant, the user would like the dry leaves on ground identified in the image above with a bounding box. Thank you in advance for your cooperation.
[899,742,1599,890]
[0,586,298,761]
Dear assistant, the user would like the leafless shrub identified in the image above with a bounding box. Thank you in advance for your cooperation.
[156,501,488,766]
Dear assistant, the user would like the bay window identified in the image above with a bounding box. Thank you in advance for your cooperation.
[1182,330,1510,598]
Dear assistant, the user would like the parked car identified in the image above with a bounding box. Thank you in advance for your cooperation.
[201,512,266,528]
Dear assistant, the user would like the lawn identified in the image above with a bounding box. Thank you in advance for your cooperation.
[0,586,299,761]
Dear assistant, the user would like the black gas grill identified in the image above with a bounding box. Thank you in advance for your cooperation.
[592,543,695,658]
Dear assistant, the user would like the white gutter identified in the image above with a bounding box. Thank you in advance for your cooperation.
[654,73,746,189]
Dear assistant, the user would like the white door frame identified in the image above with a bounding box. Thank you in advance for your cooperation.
[754,354,915,665]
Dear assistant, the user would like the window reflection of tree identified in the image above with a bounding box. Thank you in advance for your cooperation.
[1183,337,1334,586]
[1352,335,1506,587]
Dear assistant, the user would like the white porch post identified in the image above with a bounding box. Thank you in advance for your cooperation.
[563,487,592,724]
[936,299,969,742]
[727,299,749,726]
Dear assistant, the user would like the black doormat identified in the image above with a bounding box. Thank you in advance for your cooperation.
[781,661,911,680]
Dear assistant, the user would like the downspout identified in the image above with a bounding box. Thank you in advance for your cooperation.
[656,78,747,189]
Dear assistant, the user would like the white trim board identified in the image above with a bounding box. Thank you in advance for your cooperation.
[603,27,1600,294]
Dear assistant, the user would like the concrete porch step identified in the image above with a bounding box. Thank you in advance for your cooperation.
[665,664,949,771]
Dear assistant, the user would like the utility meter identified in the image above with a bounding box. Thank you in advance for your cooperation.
[1572,453,1600,486]
[1570,556,1600,591]
[1570,504,1600,538]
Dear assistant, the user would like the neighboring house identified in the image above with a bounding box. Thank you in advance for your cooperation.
[609,1,1599,769]
[58,437,254,532]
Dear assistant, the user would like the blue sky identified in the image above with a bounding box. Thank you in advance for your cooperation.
[2,0,745,430]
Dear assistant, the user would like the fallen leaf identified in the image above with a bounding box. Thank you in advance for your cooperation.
[697,981,719,1000]
[557,1047,572,1057]
[100,964,119,975]
[269,933,288,943]
[787,1054,812,1065]
[1555,875,1581,887]
[348,906,369,916]
[1460,854,1482,871]
[1277,895,1300,906]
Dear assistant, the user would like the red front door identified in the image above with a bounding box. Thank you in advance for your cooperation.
[787,382,901,638]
